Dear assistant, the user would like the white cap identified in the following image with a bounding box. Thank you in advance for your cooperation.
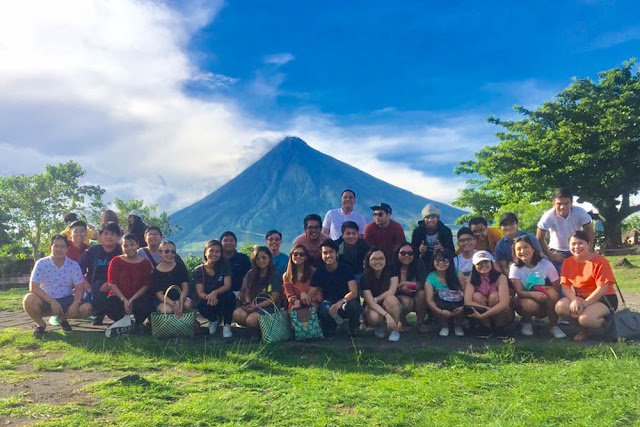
[472,250,493,265]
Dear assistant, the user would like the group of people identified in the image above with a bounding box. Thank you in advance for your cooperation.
[23,187,619,343]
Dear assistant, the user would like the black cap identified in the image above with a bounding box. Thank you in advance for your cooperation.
[499,212,518,226]
[370,203,392,214]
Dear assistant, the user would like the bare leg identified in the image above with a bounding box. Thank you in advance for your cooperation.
[23,293,46,328]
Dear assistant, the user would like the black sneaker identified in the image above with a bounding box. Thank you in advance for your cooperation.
[60,320,73,332]
[475,326,493,339]
[493,327,509,340]
[92,315,104,326]
[33,326,45,339]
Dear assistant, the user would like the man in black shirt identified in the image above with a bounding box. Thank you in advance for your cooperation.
[309,239,361,337]
[334,221,370,281]
[220,231,251,297]
[79,222,123,324]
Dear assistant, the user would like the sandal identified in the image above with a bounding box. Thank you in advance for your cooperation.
[573,330,592,342]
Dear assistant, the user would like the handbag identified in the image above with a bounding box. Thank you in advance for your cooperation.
[255,295,292,344]
[602,283,640,340]
[290,306,323,340]
[151,285,197,339]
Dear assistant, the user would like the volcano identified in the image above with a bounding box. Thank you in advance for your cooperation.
[169,136,466,252]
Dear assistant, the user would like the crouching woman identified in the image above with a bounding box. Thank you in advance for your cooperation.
[555,231,618,342]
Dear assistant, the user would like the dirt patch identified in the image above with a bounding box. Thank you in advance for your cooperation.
[0,416,34,426]
[623,292,640,311]
[0,369,111,405]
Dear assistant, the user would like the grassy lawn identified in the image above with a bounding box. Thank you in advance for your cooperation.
[607,254,640,292]
[0,288,25,312]
[0,328,639,426]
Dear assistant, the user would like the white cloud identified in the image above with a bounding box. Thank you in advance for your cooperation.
[482,79,560,110]
[264,53,295,65]
[0,0,488,214]
[589,26,640,50]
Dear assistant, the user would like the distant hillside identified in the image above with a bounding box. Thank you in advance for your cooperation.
[170,136,466,253]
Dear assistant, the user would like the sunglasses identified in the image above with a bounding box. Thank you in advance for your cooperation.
[292,252,307,258]
[162,249,177,254]
[399,251,414,256]
[434,258,450,265]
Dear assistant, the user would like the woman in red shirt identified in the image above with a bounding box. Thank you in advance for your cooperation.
[555,231,618,342]
[106,234,154,330]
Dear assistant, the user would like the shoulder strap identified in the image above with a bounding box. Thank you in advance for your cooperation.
[613,282,627,308]
[144,248,158,268]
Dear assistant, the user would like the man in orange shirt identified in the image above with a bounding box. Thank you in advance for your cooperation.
[468,216,503,254]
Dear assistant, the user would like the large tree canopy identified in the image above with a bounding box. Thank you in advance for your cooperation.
[0,161,105,259]
[455,59,640,248]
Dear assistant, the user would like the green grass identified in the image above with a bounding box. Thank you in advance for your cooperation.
[609,254,640,292]
[0,329,639,426]
[0,287,25,312]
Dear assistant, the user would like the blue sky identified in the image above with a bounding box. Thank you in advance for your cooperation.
[0,0,639,211]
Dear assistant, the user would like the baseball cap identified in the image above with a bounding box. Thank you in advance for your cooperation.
[472,250,493,265]
[499,212,518,226]
[370,203,392,214]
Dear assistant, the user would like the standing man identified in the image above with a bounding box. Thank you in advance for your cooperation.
[493,212,542,275]
[364,203,406,259]
[322,189,367,240]
[411,203,455,266]
[138,226,186,269]
[220,231,251,297]
[23,235,93,338]
[293,214,330,268]
[308,239,361,338]
[468,216,503,254]
[334,221,370,281]
[66,220,90,262]
[79,222,123,325]
[537,187,594,274]
[266,230,288,275]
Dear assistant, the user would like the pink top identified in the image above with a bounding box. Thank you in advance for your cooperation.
[476,275,499,297]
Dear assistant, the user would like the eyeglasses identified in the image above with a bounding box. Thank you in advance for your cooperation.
[370,257,386,262]
[162,249,177,254]
[434,259,450,265]
[399,251,414,256]
[458,238,474,244]
[292,252,307,258]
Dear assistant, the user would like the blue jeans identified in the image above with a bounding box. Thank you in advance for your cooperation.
[317,299,361,335]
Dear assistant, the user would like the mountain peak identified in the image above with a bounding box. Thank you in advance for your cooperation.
[274,136,308,151]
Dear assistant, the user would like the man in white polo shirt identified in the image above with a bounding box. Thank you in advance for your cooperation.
[536,187,594,274]
[322,189,366,240]
[23,234,93,338]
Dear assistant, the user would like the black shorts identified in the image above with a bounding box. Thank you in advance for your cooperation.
[41,295,75,315]
[599,294,619,311]
[434,295,463,312]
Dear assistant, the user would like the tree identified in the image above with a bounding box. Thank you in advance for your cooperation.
[455,59,640,248]
[0,161,105,260]
[492,201,550,234]
[112,198,179,238]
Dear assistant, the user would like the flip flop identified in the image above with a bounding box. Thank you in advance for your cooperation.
[573,330,592,342]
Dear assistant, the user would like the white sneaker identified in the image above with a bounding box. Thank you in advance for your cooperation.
[521,322,533,336]
[222,325,233,338]
[550,326,567,339]
[375,326,386,338]
[439,327,450,337]
[208,321,219,335]
[454,326,464,337]
[388,331,400,342]
[48,316,60,326]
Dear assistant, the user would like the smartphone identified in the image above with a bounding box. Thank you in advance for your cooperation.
[464,305,487,316]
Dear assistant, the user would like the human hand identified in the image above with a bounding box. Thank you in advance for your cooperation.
[50,300,64,317]
[124,299,133,314]
[532,292,548,303]
[329,302,342,316]
[100,282,110,293]
[293,299,302,309]
[300,292,311,305]
[434,240,443,251]
[569,298,584,316]
[550,252,565,263]
[440,309,453,319]
[471,307,486,319]
[385,313,397,331]
[452,306,464,316]
[419,242,427,254]
[206,291,218,306]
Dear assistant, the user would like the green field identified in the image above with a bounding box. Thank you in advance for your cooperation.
[0,255,638,425]
[0,328,639,426]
